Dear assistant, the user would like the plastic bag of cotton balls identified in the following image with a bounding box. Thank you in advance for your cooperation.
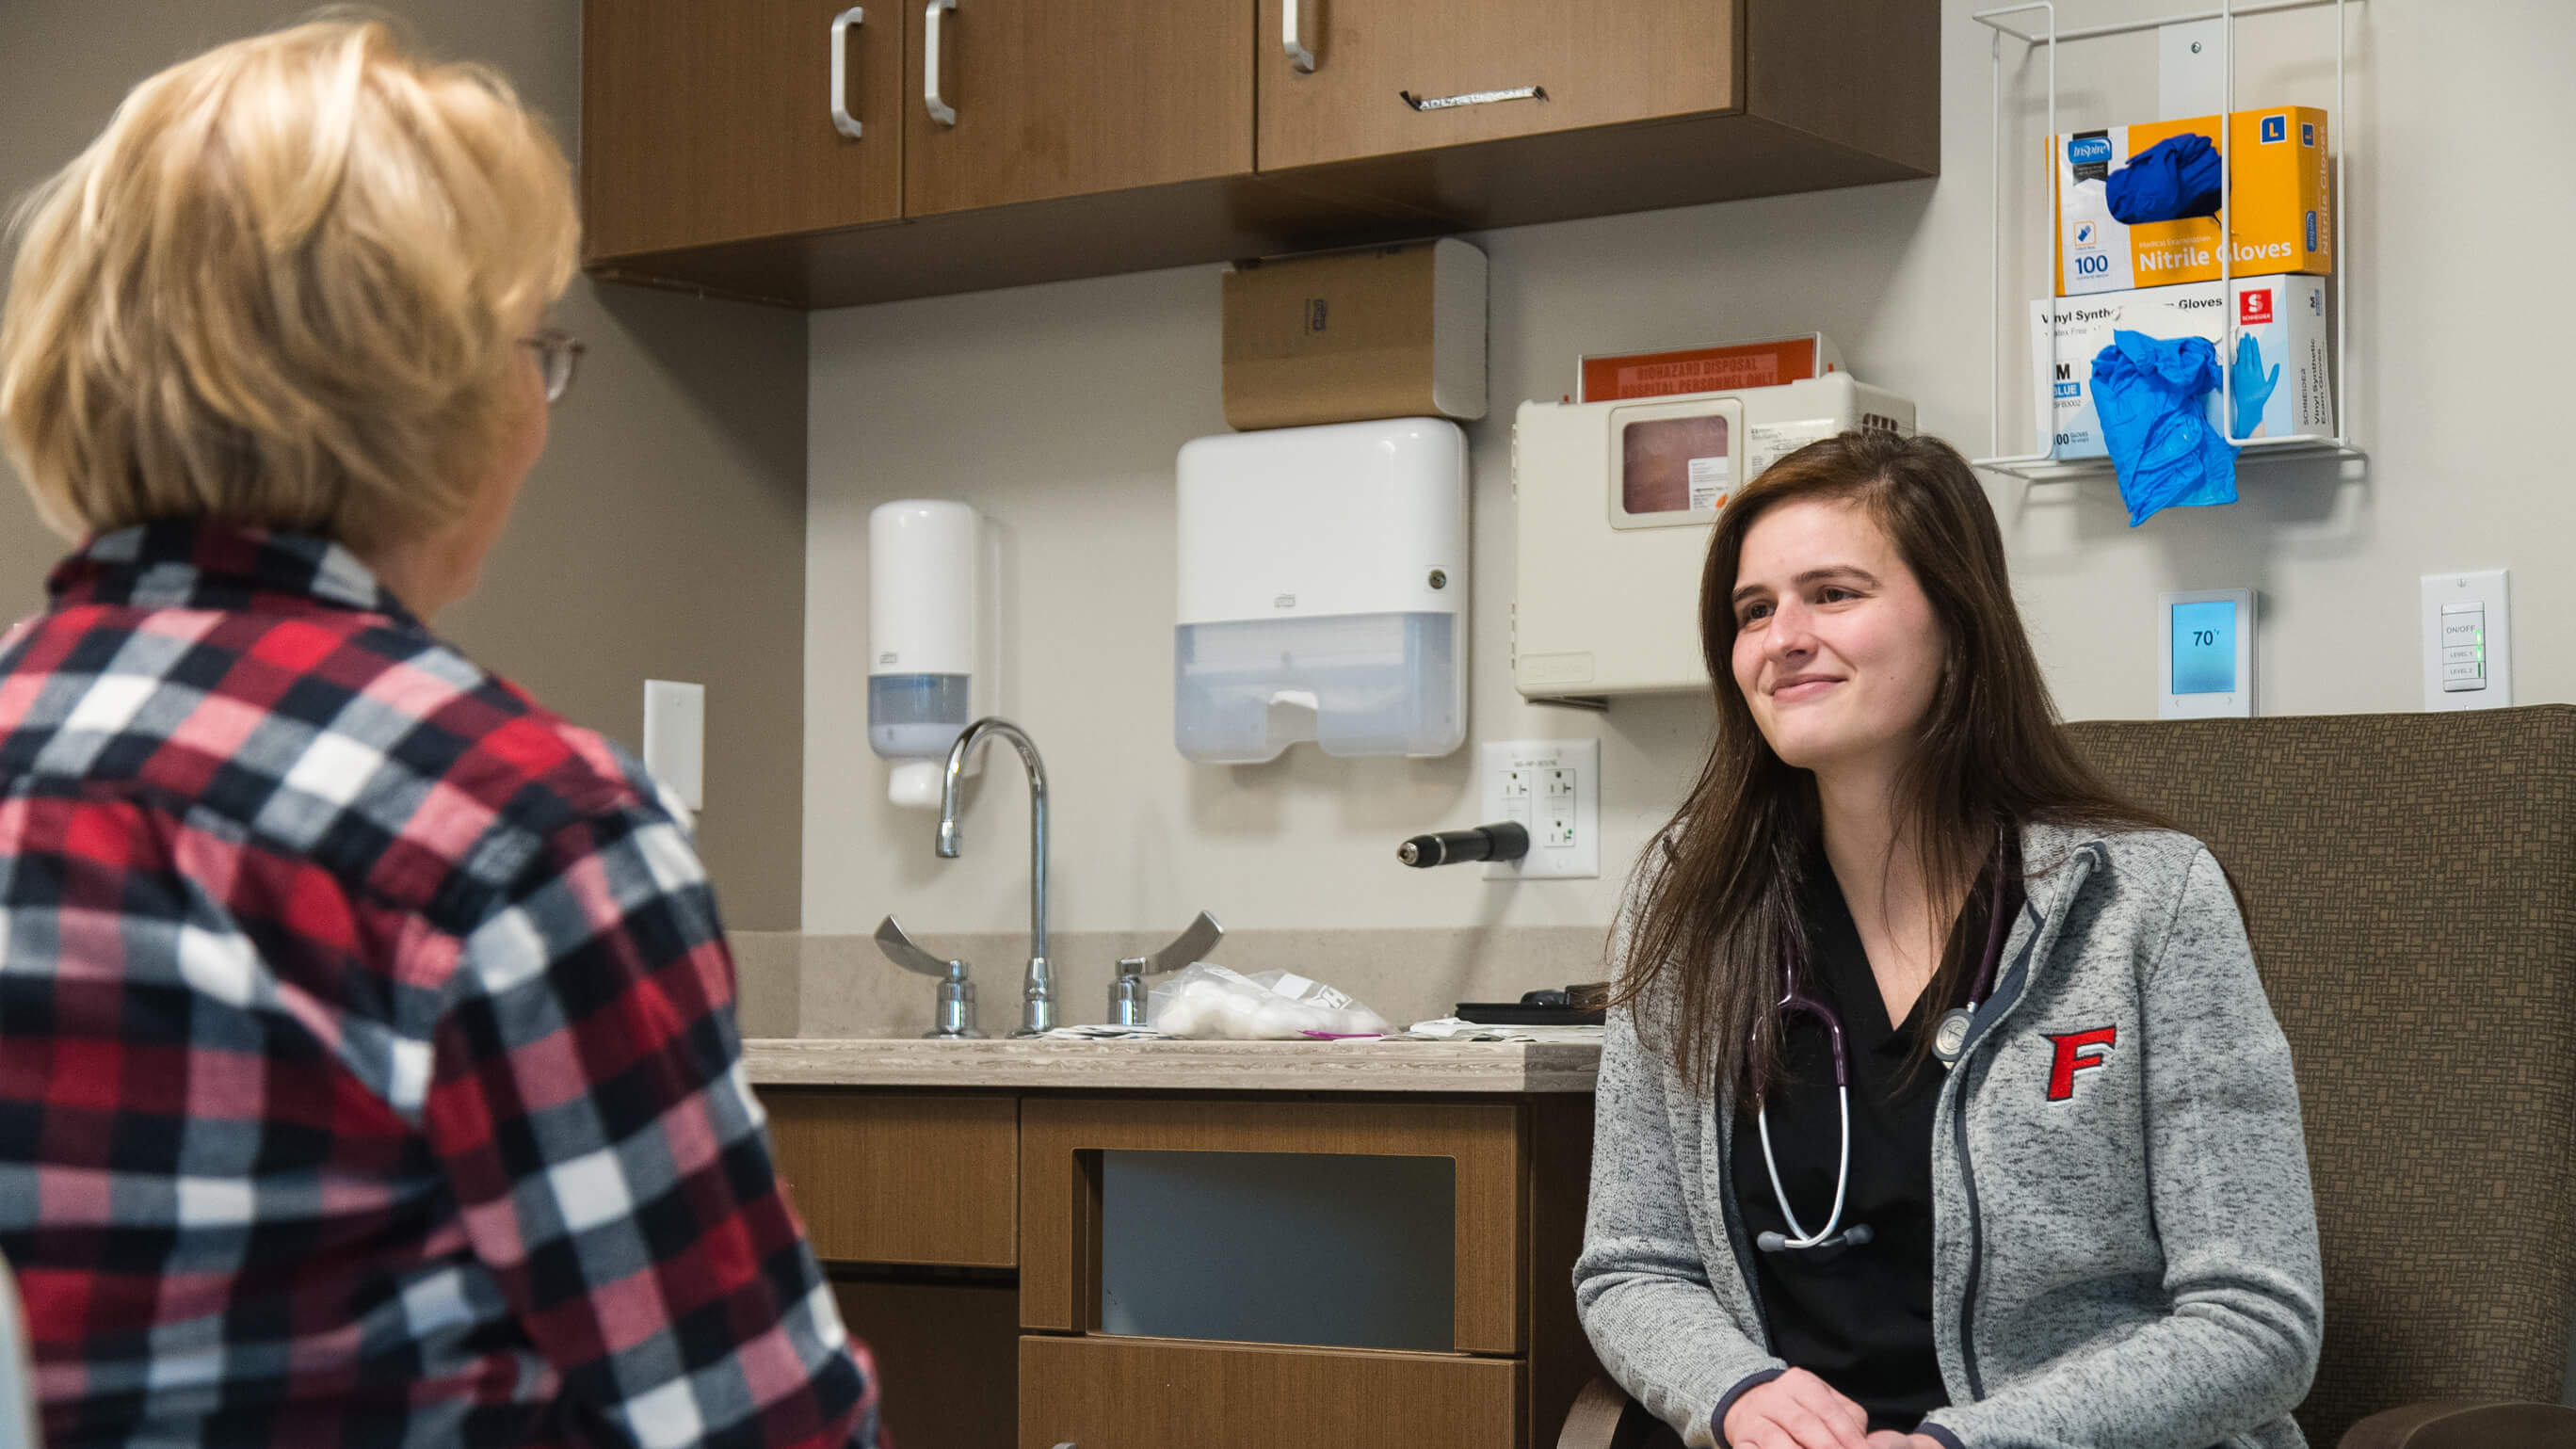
[1147,962,1392,1039]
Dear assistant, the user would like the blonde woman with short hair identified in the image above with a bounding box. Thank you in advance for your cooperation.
[0,21,879,1446]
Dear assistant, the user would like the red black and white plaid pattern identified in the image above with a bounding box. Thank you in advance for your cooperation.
[0,523,877,1448]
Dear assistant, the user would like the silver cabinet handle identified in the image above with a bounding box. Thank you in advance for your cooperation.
[829,8,865,139]
[1282,0,1315,72]
[925,0,958,126]
[1400,83,1547,112]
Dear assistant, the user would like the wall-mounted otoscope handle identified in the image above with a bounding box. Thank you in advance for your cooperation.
[1396,821,1530,868]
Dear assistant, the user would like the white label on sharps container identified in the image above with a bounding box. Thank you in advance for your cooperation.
[1747,420,1841,481]
[1687,455,1731,509]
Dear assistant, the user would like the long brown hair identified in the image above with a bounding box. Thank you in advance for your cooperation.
[1613,430,2168,1099]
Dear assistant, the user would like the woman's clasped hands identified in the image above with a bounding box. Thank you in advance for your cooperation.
[1721,1369,1944,1449]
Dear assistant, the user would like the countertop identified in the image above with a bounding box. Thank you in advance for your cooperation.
[741,1035,1602,1093]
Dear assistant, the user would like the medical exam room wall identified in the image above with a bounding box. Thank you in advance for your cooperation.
[805,0,2575,942]
[0,0,809,930]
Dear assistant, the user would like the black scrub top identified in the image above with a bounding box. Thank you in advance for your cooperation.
[1727,852,2021,1434]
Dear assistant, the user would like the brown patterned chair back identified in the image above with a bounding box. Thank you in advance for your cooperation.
[2066,707,2576,1446]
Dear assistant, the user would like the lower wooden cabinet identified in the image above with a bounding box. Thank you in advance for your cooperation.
[1021,1335,1522,1449]
[833,1279,1020,1449]
[757,1087,1598,1447]
[764,1089,1019,1265]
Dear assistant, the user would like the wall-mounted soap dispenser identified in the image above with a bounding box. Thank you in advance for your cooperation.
[1173,418,1468,763]
[868,500,997,806]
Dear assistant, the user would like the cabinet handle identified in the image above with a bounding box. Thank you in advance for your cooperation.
[829,8,865,139]
[1282,0,1315,72]
[1399,83,1548,112]
[924,0,958,127]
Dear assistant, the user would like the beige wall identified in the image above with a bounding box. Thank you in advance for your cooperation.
[805,0,2576,942]
[0,0,807,927]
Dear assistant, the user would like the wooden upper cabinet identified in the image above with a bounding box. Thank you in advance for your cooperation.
[1255,0,1737,172]
[582,0,902,262]
[902,0,1254,217]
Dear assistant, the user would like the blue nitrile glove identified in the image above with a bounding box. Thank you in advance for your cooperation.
[2104,132,2224,224]
[2089,330,2238,527]
[2230,332,2281,439]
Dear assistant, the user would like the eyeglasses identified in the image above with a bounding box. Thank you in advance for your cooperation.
[519,327,588,403]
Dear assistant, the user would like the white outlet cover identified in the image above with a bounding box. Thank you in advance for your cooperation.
[1479,738,1601,879]
[642,679,706,811]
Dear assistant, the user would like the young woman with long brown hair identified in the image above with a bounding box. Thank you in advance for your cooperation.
[1572,431,2322,1449]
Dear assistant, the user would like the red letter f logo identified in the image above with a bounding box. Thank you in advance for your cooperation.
[2046,1026,2117,1101]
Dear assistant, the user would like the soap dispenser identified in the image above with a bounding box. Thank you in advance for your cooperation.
[867,500,997,806]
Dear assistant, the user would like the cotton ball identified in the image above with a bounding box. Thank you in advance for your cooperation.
[1250,998,1312,1039]
[1210,989,1264,1039]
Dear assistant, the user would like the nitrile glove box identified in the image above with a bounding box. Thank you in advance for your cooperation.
[2053,106,2330,296]
[2031,275,2331,459]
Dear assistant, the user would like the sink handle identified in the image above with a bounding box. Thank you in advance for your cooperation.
[876,914,965,980]
[1139,910,1224,976]
[1107,910,1224,1026]
[877,915,983,1038]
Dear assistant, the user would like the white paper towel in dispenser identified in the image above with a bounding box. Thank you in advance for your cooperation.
[1173,419,1468,763]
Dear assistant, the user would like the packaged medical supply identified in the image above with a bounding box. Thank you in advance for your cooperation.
[1148,963,1391,1039]
[2053,106,2330,296]
[2032,274,2330,459]
[2090,331,2238,527]
[1577,333,1843,402]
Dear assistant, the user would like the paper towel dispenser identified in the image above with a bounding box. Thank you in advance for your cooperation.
[1174,418,1468,763]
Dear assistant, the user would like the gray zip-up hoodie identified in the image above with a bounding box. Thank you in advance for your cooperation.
[1574,823,2324,1449]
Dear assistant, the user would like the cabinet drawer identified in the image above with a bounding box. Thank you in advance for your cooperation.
[1021,1335,1521,1449]
[1020,1097,1522,1353]
[1256,0,1738,173]
[763,1089,1017,1265]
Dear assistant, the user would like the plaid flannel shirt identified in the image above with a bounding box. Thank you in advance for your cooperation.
[0,523,877,1448]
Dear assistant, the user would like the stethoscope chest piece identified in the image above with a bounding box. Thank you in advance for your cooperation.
[1932,1006,1974,1069]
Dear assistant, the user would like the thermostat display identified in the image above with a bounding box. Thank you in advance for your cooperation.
[2158,589,2256,719]
[2170,600,2239,695]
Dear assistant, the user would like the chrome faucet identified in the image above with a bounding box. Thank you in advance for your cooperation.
[937,717,1052,1036]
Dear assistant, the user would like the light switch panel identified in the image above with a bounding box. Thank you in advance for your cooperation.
[1479,738,1600,879]
[642,679,706,811]
[2421,572,2511,711]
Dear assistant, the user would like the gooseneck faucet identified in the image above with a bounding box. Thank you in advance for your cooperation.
[938,717,1051,1036]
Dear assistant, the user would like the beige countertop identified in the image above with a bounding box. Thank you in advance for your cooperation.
[741,1035,1602,1093]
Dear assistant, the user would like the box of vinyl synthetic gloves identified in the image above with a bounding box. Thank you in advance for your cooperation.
[2053,106,2331,296]
[2030,274,2332,459]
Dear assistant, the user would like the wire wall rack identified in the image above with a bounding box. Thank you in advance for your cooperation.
[1969,0,2364,484]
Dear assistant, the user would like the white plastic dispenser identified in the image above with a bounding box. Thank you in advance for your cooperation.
[1174,418,1468,763]
[868,500,993,806]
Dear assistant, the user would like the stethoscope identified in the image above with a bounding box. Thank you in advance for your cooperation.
[1751,847,2012,1254]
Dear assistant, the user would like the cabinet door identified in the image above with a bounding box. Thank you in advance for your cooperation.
[1022,1335,1521,1449]
[903,0,1252,217]
[764,1090,1018,1265]
[583,0,902,261]
[1255,0,1738,172]
[1019,1097,1523,1353]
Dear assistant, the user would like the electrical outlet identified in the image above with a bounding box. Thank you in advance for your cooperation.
[1480,739,1600,879]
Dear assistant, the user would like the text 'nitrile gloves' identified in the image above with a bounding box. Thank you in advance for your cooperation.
[2088,330,2238,527]
[2230,332,2281,440]
[2103,131,2224,225]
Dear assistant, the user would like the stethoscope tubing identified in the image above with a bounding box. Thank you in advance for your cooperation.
[1753,842,2012,1253]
